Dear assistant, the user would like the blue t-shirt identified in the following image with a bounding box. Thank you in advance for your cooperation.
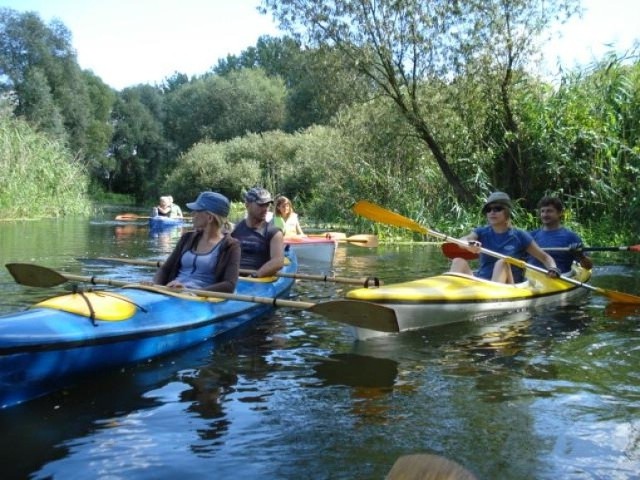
[528,227,583,273]
[474,226,533,282]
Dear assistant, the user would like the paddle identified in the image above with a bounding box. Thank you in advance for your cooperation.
[6,263,398,333]
[352,200,640,304]
[115,213,190,221]
[77,257,382,287]
[115,213,154,220]
[442,241,640,259]
[307,233,379,247]
[544,244,640,252]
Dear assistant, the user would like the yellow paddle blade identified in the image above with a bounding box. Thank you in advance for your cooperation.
[352,201,428,234]
[594,286,640,304]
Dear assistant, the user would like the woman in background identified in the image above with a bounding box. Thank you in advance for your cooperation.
[271,195,304,237]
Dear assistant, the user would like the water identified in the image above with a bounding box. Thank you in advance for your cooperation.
[1,211,640,479]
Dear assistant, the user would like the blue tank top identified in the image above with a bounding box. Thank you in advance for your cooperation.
[231,220,279,270]
[174,242,221,288]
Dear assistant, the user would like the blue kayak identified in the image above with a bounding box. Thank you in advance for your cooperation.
[149,216,185,230]
[0,254,297,409]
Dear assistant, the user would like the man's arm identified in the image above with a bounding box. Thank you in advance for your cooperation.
[255,230,285,277]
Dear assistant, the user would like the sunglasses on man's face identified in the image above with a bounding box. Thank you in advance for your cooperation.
[484,205,505,213]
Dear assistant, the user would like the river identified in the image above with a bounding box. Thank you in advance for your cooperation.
[1,210,639,479]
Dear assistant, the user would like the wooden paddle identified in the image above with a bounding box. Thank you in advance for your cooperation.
[352,200,640,304]
[6,263,398,333]
[77,257,382,287]
[307,233,379,247]
[115,213,154,220]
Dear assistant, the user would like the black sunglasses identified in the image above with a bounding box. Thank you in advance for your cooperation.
[483,205,505,213]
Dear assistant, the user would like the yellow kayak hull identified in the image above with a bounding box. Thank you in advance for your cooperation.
[346,265,591,339]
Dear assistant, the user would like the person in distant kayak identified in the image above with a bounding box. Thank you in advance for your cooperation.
[152,195,183,218]
[528,196,593,273]
[232,187,284,278]
[449,191,561,284]
[153,191,239,292]
[271,195,305,237]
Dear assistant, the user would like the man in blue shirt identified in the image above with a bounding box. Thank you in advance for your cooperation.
[528,196,593,273]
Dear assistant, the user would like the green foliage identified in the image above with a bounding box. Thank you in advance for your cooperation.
[164,68,287,152]
[109,85,168,201]
[215,36,367,130]
[0,114,92,218]
[0,8,115,183]
[161,141,261,205]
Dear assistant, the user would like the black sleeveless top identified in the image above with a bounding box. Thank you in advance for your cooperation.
[231,219,280,270]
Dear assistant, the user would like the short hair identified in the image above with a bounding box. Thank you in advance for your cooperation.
[537,196,564,211]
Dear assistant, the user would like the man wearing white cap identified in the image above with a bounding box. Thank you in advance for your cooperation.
[232,187,284,277]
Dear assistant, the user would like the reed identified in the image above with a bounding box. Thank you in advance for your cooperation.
[0,116,92,219]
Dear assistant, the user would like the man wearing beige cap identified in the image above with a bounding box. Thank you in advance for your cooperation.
[232,187,284,277]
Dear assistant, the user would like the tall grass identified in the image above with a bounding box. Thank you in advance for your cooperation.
[0,115,92,219]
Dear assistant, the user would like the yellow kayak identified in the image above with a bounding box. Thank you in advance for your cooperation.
[346,265,591,339]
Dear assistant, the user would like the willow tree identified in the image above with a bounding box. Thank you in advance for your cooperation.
[261,0,579,205]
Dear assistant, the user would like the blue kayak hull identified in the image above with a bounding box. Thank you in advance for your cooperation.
[0,258,296,409]
[149,216,184,230]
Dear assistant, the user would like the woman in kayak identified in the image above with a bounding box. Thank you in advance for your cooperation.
[449,191,561,284]
[153,191,240,292]
[271,195,304,237]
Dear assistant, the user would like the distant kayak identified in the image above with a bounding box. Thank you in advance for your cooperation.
[149,216,185,229]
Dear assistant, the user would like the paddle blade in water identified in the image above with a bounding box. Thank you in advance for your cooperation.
[5,263,68,288]
[346,234,379,248]
[596,286,640,305]
[309,300,399,333]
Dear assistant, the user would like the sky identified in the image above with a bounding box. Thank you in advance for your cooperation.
[0,0,638,90]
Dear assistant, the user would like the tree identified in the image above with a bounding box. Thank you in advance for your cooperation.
[215,35,367,130]
[109,85,167,201]
[261,0,579,204]
[164,68,287,152]
[0,8,115,180]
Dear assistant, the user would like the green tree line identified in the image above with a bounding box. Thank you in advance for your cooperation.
[1,2,639,242]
